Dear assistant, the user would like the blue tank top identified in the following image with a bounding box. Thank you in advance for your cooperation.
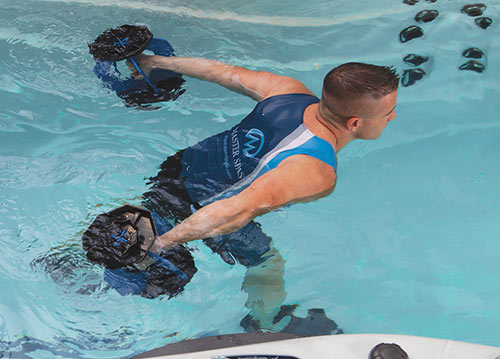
[180,93,337,206]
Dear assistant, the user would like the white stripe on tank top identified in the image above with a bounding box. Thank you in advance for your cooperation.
[198,123,313,206]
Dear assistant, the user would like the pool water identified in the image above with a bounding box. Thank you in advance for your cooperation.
[1,0,499,357]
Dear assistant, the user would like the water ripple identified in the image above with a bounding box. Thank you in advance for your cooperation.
[38,0,410,27]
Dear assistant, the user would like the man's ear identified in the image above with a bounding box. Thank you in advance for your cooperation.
[346,116,360,132]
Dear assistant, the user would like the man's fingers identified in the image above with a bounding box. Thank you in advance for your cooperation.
[133,54,154,74]
[150,238,165,254]
[126,60,144,79]
[134,255,155,271]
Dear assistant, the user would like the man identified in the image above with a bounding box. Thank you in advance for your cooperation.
[134,55,399,329]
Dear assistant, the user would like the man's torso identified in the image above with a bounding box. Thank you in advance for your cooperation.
[180,93,337,206]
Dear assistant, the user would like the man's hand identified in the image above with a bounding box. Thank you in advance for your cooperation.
[149,235,168,254]
[149,231,184,253]
[133,253,156,271]
[127,54,154,79]
[133,235,168,271]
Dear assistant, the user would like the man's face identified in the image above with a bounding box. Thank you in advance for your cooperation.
[355,91,398,140]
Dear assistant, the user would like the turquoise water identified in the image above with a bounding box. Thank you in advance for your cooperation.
[1,0,499,357]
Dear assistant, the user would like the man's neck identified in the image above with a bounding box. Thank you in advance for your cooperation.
[304,103,354,152]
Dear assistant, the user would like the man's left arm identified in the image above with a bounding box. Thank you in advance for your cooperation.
[135,55,313,102]
[151,156,336,252]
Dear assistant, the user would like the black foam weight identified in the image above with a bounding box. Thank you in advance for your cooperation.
[119,76,185,107]
[144,246,197,298]
[415,10,439,23]
[463,47,484,59]
[475,17,492,29]
[82,204,198,299]
[461,4,487,17]
[404,54,429,66]
[88,24,153,61]
[82,205,157,269]
[402,68,425,87]
[459,60,485,73]
[400,26,424,43]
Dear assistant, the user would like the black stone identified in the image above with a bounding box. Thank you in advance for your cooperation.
[475,17,493,29]
[403,0,419,5]
[463,47,484,59]
[402,68,426,87]
[461,4,487,17]
[400,26,424,43]
[369,343,409,359]
[415,10,439,23]
[425,0,437,2]
[404,54,429,66]
[459,60,485,73]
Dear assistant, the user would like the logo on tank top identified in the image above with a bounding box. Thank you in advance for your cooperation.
[231,127,244,179]
[243,128,265,158]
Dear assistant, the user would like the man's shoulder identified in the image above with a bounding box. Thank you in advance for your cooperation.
[259,92,319,103]
[274,154,337,193]
[255,93,319,117]
[242,154,336,210]
[239,69,315,101]
[262,78,316,100]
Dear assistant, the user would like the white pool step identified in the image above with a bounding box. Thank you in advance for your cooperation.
[133,333,500,359]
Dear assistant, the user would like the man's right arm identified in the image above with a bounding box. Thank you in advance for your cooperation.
[136,55,313,101]
[150,155,336,252]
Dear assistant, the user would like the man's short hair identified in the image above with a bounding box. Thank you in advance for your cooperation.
[321,62,400,120]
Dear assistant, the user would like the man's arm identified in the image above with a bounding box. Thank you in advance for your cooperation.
[136,55,314,102]
[151,156,336,252]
